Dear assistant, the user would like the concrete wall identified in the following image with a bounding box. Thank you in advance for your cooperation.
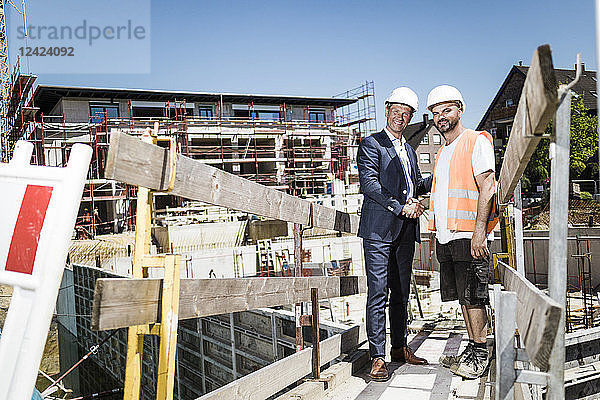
[516,228,600,290]
[62,99,90,122]
[118,100,129,118]
[247,219,288,242]
[58,264,350,399]
[55,268,80,394]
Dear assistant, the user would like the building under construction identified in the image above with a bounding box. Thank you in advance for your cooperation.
[0,62,376,237]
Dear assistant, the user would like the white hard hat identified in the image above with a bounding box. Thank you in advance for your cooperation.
[426,85,465,111]
[385,87,418,113]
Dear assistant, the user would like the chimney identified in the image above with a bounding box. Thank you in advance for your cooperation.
[518,60,523,66]
[577,62,585,72]
[422,113,427,129]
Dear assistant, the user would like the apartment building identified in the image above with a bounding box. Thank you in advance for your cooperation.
[7,81,376,236]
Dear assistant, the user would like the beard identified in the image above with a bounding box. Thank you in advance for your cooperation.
[435,117,458,133]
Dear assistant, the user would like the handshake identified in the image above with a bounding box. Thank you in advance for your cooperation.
[401,197,428,219]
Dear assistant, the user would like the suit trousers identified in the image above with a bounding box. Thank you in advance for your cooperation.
[363,222,416,358]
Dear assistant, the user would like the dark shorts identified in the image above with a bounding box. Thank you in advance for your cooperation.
[436,239,490,306]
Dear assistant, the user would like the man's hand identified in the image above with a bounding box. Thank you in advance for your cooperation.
[471,230,489,259]
[471,170,495,259]
[402,198,424,219]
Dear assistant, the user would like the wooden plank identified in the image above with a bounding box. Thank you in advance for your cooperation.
[312,203,360,234]
[274,350,370,400]
[497,44,558,206]
[105,132,359,233]
[92,276,366,331]
[197,324,366,400]
[498,261,562,371]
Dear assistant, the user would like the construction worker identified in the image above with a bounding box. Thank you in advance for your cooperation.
[357,87,432,381]
[426,85,498,379]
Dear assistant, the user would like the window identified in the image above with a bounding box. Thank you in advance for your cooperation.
[257,111,281,120]
[505,98,514,107]
[198,106,213,118]
[131,107,164,118]
[422,172,432,178]
[309,110,326,123]
[506,124,512,136]
[89,104,119,121]
[233,109,281,120]
[420,134,429,144]
[433,134,441,144]
[419,153,430,164]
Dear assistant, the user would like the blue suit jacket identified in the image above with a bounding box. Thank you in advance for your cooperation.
[357,130,432,243]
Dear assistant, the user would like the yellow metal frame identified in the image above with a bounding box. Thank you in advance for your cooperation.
[124,124,181,400]
[493,207,516,282]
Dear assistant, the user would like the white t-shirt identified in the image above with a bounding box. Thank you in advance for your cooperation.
[432,132,495,244]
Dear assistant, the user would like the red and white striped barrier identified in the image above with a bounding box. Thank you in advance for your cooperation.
[0,141,92,400]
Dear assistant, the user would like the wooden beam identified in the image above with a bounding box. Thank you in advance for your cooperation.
[104,132,359,233]
[497,44,558,206]
[498,261,562,371]
[91,276,366,331]
[196,324,366,400]
[312,203,360,234]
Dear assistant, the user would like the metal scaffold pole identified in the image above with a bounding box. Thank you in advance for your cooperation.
[546,82,573,400]
[513,180,525,276]
[596,0,600,196]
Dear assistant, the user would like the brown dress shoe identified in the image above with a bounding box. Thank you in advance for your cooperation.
[369,357,389,381]
[391,346,428,365]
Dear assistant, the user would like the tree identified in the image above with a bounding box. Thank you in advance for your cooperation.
[521,94,598,192]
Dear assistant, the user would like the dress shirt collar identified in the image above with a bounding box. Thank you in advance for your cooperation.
[384,127,406,147]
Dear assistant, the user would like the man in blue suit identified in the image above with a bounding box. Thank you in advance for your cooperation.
[358,87,432,380]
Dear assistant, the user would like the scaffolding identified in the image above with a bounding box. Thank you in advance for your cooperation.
[2,79,376,237]
[333,80,377,138]
[1,58,37,162]
[333,81,376,187]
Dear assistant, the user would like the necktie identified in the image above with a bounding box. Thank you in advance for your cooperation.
[396,140,413,198]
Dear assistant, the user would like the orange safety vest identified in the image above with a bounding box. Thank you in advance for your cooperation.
[428,129,499,234]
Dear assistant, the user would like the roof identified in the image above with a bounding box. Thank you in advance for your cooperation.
[31,85,358,114]
[477,64,597,130]
[404,114,435,149]
[516,65,597,110]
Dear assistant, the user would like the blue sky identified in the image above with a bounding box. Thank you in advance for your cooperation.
[7,0,597,129]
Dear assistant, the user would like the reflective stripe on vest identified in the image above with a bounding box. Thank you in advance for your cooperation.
[428,130,499,234]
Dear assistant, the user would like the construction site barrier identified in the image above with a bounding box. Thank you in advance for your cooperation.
[0,140,91,400]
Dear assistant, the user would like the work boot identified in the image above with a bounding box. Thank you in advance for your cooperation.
[439,343,473,369]
[391,346,428,365]
[451,346,489,379]
[369,357,389,381]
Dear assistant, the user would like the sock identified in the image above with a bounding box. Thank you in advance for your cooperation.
[473,341,487,356]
